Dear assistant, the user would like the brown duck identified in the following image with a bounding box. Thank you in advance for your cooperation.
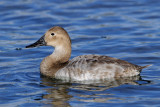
[26,26,151,81]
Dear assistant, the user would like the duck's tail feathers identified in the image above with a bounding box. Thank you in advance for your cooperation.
[140,64,152,69]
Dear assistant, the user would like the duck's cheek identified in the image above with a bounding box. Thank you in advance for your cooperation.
[46,42,51,46]
[47,42,56,47]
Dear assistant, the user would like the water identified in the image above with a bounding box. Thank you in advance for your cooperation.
[0,0,160,106]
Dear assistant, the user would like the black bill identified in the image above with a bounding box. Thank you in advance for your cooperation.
[26,35,46,48]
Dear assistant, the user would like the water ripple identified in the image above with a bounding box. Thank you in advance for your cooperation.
[0,0,160,106]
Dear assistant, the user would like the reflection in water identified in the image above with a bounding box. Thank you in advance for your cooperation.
[0,0,159,106]
[40,75,151,106]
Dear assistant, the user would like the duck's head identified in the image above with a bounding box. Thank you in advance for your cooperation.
[26,26,71,48]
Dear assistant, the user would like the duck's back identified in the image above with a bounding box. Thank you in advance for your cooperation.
[55,55,143,81]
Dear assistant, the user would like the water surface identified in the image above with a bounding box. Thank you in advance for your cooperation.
[0,0,160,106]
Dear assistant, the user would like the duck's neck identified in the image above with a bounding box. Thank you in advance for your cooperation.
[40,44,71,78]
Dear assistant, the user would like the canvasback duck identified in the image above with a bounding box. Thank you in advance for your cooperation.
[26,26,151,81]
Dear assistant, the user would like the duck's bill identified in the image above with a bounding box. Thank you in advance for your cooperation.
[26,35,46,48]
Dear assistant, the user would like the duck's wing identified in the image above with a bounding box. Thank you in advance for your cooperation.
[71,55,151,70]
[70,54,140,69]
[55,55,148,81]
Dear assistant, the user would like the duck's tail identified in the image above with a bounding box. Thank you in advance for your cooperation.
[138,64,152,72]
[141,64,152,69]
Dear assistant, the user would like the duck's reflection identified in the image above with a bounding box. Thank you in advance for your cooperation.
[40,75,151,106]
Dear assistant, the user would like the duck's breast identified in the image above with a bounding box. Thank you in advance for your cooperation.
[55,55,139,81]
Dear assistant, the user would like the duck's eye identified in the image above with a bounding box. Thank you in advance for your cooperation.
[51,33,55,36]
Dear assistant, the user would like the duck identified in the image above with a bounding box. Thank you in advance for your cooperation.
[26,26,151,81]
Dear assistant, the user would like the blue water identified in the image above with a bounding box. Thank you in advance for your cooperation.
[0,0,160,106]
